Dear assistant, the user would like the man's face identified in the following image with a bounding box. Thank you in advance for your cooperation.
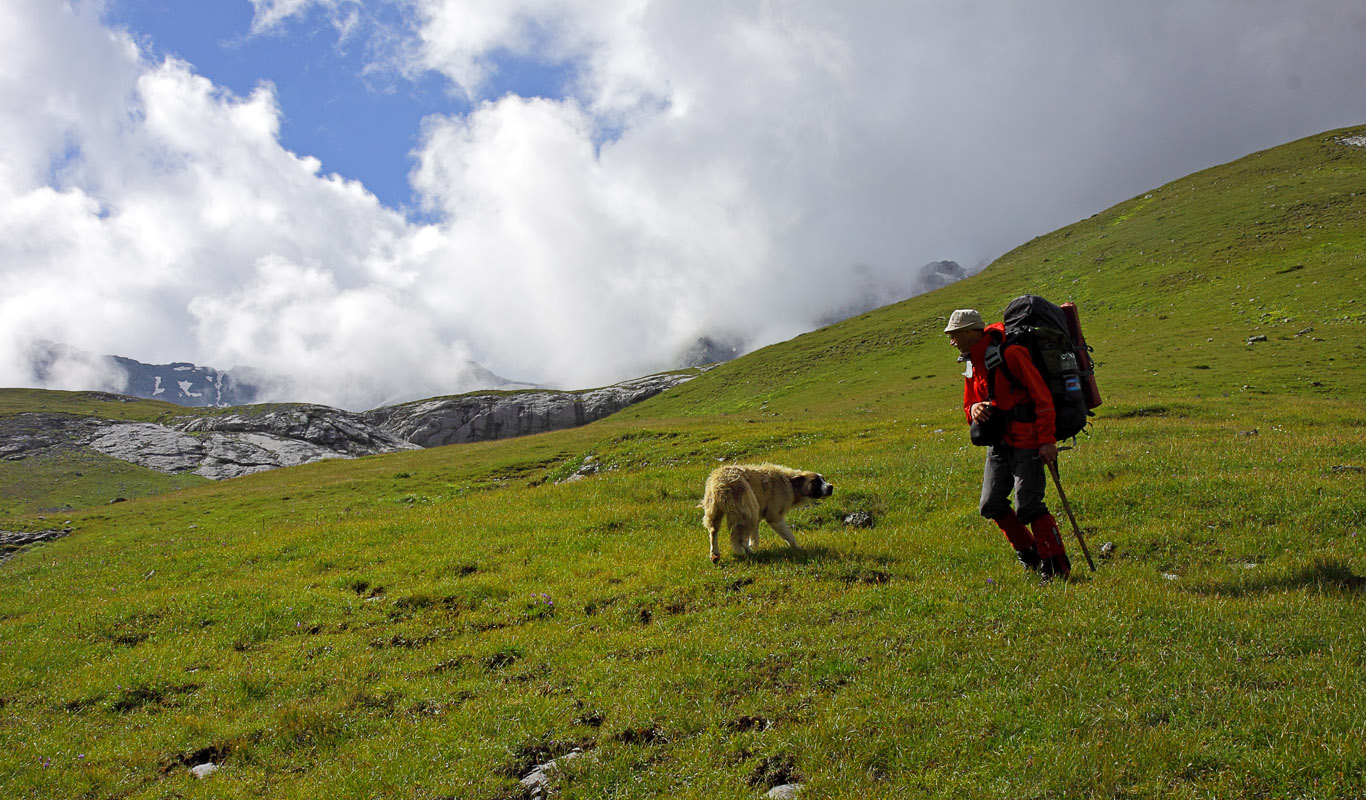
[948,328,984,356]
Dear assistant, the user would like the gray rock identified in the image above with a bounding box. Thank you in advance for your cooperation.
[0,413,103,460]
[843,511,875,529]
[519,748,584,797]
[767,784,802,799]
[190,432,350,480]
[519,767,550,796]
[87,423,206,473]
[366,372,696,448]
[560,455,600,484]
[81,407,421,480]
[178,405,416,457]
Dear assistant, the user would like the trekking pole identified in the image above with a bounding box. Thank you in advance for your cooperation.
[1048,447,1095,572]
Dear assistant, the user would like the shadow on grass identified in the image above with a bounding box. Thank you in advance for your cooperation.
[724,545,911,588]
[1182,558,1365,598]
[738,545,838,566]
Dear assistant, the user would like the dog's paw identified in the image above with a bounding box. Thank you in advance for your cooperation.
[710,552,720,564]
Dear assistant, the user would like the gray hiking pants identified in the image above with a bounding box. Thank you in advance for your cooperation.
[979,443,1049,524]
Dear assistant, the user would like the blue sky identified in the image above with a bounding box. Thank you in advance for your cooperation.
[3,1,1365,409]
[101,0,571,214]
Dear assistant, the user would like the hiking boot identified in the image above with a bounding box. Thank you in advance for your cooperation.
[1016,546,1042,573]
[1030,513,1070,580]
[1039,554,1071,581]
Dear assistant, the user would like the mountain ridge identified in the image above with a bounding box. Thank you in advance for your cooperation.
[0,370,697,484]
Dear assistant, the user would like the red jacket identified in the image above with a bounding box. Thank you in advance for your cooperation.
[962,323,1056,449]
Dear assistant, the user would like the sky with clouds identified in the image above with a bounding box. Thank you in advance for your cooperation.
[2,0,1365,410]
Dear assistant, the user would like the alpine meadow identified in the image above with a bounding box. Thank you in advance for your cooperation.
[1,127,1364,799]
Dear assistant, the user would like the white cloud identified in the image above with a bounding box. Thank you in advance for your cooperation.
[0,0,422,408]
[247,0,362,37]
[3,0,1365,409]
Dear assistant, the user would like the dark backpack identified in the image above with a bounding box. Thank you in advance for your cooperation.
[983,295,1093,441]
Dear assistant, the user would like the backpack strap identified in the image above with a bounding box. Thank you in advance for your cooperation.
[983,330,1035,422]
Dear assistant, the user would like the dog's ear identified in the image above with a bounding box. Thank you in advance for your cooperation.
[791,474,808,495]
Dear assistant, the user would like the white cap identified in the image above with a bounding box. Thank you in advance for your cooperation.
[943,309,985,333]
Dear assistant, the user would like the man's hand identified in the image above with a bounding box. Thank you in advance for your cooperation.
[970,402,993,422]
[1038,441,1058,465]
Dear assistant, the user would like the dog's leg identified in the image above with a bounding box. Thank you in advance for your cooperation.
[703,505,723,563]
[767,516,801,549]
[731,519,756,556]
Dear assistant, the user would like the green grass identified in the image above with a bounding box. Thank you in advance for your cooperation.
[0,449,208,517]
[0,389,187,422]
[1,126,1364,799]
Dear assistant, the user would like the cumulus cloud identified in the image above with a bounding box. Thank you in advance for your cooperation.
[2,0,1365,409]
[0,0,423,408]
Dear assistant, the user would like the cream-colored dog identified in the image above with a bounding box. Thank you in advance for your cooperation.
[701,463,834,562]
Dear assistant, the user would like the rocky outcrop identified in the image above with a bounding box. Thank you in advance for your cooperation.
[364,372,697,448]
[1,527,73,564]
[1,372,695,481]
[86,423,208,474]
[178,405,416,457]
[86,419,410,481]
[0,414,103,460]
[678,336,744,368]
[919,259,966,290]
[0,407,416,481]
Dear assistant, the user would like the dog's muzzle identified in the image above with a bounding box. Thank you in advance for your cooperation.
[816,480,834,498]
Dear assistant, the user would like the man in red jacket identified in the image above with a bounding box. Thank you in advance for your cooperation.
[945,308,1071,579]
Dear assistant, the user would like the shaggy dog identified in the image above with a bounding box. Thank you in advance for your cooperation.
[702,463,833,562]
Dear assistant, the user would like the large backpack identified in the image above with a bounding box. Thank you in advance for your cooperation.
[984,295,1099,442]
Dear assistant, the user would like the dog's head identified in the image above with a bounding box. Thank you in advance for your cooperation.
[792,471,834,500]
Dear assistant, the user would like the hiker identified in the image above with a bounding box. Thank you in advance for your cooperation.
[945,308,1072,579]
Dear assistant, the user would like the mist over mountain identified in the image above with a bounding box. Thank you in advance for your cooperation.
[23,341,254,408]
[17,256,965,404]
[680,260,970,368]
[20,341,537,410]
[817,259,973,328]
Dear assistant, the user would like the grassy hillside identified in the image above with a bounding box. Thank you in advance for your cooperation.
[1,127,1364,799]
[0,389,188,421]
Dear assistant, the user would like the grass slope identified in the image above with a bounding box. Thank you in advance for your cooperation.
[1,127,1364,799]
[0,389,187,422]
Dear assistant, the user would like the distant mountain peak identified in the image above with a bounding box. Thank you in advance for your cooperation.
[23,340,540,410]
